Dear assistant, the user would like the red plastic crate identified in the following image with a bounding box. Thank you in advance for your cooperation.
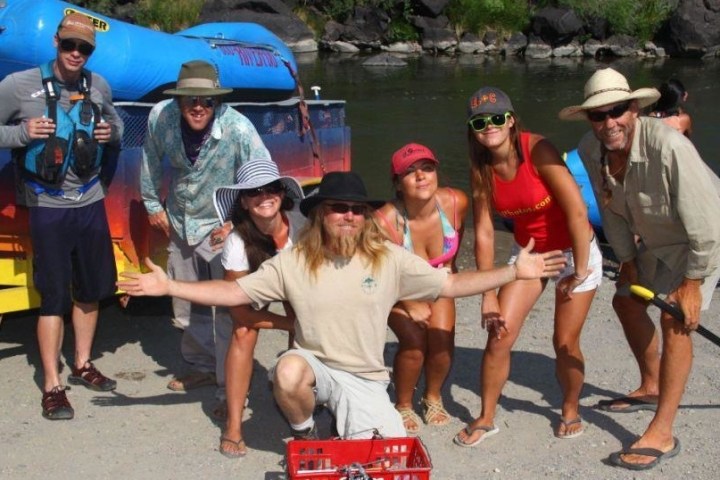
[286,437,432,479]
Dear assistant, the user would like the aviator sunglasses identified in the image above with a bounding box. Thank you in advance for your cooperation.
[586,101,631,123]
[325,203,367,215]
[242,181,284,198]
[179,96,217,109]
[59,38,95,56]
[468,112,512,132]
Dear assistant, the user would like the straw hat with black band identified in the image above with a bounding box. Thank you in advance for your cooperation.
[558,68,660,121]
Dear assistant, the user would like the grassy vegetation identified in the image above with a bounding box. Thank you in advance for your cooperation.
[447,0,531,37]
[537,0,674,41]
[71,0,204,32]
[74,0,675,42]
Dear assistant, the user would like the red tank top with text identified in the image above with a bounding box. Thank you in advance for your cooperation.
[492,132,573,252]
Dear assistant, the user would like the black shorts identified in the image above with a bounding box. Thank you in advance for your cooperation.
[29,201,117,315]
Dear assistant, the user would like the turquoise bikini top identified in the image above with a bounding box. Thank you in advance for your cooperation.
[377,188,460,268]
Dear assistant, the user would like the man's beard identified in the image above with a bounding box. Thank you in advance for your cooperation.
[326,231,360,258]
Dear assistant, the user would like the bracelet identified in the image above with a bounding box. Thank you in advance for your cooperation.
[510,262,518,281]
[572,272,589,282]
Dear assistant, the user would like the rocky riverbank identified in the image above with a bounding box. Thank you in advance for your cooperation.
[100,0,720,58]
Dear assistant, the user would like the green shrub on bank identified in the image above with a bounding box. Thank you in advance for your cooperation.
[74,0,674,43]
[71,0,204,32]
[135,0,204,32]
[446,0,532,35]
[538,0,674,41]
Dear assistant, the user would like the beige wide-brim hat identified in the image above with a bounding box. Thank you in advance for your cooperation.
[163,60,233,96]
[558,68,661,121]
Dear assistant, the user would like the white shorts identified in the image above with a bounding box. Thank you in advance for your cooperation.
[508,236,603,293]
[273,348,406,439]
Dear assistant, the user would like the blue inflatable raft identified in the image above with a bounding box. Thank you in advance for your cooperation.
[0,0,298,101]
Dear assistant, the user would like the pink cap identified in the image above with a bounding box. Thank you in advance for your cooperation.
[391,143,438,175]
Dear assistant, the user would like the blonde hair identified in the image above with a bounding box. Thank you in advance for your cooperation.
[295,205,389,279]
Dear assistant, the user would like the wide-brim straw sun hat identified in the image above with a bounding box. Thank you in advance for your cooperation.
[213,158,304,222]
[163,60,233,96]
[299,171,385,217]
[558,67,660,121]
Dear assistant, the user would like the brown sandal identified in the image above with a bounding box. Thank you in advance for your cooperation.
[219,436,247,458]
[41,386,74,420]
[68,362,117,392]
[421,397,450,426]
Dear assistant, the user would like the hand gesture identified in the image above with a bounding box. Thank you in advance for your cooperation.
[514,238,567,279]
[117,258,170,297]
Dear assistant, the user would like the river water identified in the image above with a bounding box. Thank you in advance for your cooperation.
[297,53,720,198]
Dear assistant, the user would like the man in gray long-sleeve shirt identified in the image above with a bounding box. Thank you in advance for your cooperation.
[0,13,123,420]
[560,68,720,470]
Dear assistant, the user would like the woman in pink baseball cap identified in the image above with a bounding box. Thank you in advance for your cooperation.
[375,142,469,435]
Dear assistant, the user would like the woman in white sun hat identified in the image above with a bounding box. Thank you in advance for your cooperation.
[213,158,305,458]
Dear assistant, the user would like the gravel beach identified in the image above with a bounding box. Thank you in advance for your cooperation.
[1,230,719,479]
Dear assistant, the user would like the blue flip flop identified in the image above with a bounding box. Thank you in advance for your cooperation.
[609,437,681,470]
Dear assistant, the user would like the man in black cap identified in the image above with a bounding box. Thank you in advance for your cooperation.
[120,171,566,442]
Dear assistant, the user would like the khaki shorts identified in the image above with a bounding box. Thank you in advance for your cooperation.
[616,247,720,310]
[272,348,406,439]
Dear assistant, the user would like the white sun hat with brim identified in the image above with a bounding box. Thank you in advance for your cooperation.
[213,158,304,223]
[558,67,661,121]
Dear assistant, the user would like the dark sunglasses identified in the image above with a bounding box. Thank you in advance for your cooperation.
[403,163,437,176]
[325,203,367,215]
[179,96,217,109]
[586,101,631,123]
[242,181,284,198]
[59,38,94,56]
[468,112,512,132]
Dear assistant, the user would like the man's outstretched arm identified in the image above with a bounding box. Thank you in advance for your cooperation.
[118,258,251,307]
[440,238,566,298]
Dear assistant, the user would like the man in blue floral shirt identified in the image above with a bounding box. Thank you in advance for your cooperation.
[140,60,270,412]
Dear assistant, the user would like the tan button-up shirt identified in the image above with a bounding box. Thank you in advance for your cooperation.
[578,117,720,280]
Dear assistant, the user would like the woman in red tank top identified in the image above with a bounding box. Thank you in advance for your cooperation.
[454,87,601,447]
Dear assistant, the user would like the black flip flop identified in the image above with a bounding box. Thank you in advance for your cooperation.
[609,437,681,470]
[596,396,658,413]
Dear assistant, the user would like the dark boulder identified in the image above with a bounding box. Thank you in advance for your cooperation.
[655,0,720,57]
[530,7,583,46]
[199,0,315,47]
[336,6,389,48]
[606,34,639,57]
[415,0,452,17]
[584,15,610,41]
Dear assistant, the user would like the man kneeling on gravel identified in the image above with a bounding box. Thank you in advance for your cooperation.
[118,172,566,447]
